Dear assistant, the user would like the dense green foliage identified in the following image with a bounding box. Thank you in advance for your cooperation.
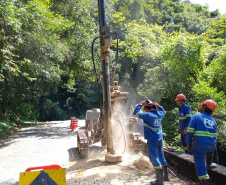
[110,0,226,165]
[0,120,34,137]
[0,120,16,137]
[0,0,226,164]
[0,0,99,122]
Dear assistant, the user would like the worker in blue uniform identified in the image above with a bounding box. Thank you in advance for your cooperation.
[175,94,192,154]
[133,101,168,185]
[187,99,217,185]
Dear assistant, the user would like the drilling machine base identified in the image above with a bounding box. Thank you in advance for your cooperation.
[105,153,122,163]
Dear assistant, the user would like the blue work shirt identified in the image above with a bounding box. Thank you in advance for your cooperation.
[186,112,217,153]
[133,104,166,141]
[178,103,192,131]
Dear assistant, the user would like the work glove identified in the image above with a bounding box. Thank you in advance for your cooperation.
[184,127,188,134]
[177,128,181,134]
[187,144,193,152]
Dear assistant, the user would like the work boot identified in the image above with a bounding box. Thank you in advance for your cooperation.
[185,150,193,155]
[162,165,169,181]
[200,178,212,185]
[151,169,164,185]
[206,152,217,169]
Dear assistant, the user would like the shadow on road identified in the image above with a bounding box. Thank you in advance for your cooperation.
[0,121,76,149]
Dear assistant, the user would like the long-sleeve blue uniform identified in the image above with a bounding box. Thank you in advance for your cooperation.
[178,103,192,130]
[133,104,166,141]
[187,112,217,153]
[133,104,167,169]
[178,103,192,153]
[186,112,217,180]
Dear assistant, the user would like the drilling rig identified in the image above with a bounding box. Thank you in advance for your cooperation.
[77,0,129,162]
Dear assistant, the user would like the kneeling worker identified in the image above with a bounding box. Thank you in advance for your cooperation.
[187,100,217,185]
[133,101,168,185]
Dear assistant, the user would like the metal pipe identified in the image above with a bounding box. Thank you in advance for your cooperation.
[103,56,114,154]
[98,0,114,154]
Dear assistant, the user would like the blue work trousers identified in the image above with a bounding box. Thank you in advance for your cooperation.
[181,132,187,150]
[147,139,167,169]
[193,152,210,180]
[181,132,192,155]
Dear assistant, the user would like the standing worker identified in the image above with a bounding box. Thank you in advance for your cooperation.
[133,101,169,185]
[187,100,217,185]
[175,94,192,154]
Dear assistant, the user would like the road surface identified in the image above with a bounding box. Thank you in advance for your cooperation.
[0,120,82,185]
[0,120,194,185]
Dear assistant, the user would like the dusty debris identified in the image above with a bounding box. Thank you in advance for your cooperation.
[133,156,154,171]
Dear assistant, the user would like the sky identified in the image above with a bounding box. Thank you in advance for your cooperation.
[189,0,226,15]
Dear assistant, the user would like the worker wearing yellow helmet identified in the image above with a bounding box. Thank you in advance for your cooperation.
[175,94,192,154]
[187,100,217,185]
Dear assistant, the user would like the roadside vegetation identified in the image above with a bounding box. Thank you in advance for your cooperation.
[0,120,16,138]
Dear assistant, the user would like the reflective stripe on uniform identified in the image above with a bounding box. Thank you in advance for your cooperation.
[187,127,195,133]
[154,166,162,169]
[143,123,161,131]
[135,112,140,118]
[179,116,186,120]
[209,133,217,137]
[194,131,217,137]
[186,114,192,117]
[198,174,209,180]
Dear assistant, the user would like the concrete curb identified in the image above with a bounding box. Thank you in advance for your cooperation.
[139,139,226,185]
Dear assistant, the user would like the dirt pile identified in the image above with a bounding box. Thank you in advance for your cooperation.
[132,156,153,171]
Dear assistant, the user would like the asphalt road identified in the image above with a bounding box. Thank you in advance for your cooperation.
[0,120,84,185]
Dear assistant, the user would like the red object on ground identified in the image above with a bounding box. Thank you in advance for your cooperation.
[25,164,62,172]
[70,117,76,129]
[71,118,78,132]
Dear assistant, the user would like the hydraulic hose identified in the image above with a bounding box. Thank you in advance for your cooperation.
[91,36,102,107]
[110,32,119,85]
[92,36,101,80]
